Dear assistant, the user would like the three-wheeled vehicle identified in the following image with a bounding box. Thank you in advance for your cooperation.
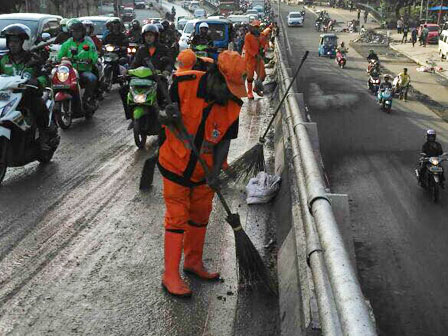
[190,19,232,60]
[318,33,338,58]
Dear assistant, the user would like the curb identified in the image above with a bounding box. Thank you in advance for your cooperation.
[389,44,448,80]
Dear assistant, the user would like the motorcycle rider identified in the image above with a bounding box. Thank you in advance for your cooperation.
[160,20,178,60]
[0,24,52,152]
[419,129,445,187]
[127,19,143,43]
[58,19,99,110]
[337,41,348,55]
[104,18,129,47]
[378,74,392,103]
[190,22,214,48]
[54,18,71,45]
[120,24,173,123]
[397,67,410,101]
[367,49,379,62]
[82,20,102,53]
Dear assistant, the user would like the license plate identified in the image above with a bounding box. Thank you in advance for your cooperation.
[0,91,10,101]
[430,166,443,172]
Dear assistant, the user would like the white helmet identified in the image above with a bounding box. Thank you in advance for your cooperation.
[199,22,209,29]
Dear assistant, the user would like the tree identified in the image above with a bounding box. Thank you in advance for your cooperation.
[0,0,25,13]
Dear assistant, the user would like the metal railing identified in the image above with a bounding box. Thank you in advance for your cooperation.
[274,42,377,336]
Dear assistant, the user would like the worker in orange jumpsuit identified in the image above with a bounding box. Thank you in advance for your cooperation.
[158,50,247,297]
[176,48,214,72]
[244,20,266,99]
[260,27,272,52]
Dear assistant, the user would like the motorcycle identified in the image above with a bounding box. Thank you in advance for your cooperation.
[415,153,447,202]
[103,44,128,92]
[126,42,139,65]
[315,20,322,31]
[367,72,381,95]
[377,87,393,113]
[126,66,161,149]
[367,59,380,74]
[51,48,99,129]
[191,44,218,60]
[0,74,60,185]
[336,50,346,68]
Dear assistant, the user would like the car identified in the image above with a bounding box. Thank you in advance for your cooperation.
[439,29,448,60]
[0,13,62,55]
[188,1,200,11]
[227,14,251,24]
[179,19,198,51]
[287,11,304,27]
[208,16,226,20]
[193,8,206,18]
[246,9,259,19]
[121,7,136,22]
[176,18,189,33]
[181,1,191,9]
[253,5,264,18]
[143,17,162,24]
[78,16,121,40]
[135,1,146,9]
[418,23,439,44]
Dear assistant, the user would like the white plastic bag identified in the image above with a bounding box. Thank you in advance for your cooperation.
[246,172,281,205]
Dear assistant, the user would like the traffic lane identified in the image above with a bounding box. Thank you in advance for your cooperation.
[135,7,162,21]
[280,4,448,335]
[161,0,192,20]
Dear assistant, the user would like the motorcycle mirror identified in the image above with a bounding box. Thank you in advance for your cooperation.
[41,32,51,42]
[83,44,90,51]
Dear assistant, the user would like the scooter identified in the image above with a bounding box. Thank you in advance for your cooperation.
[103,44,128,92]
[51,47,99,129]
[367,72,381,95]
[0,74,60,185]
[126,66,161,149]
[416,153,447,203]
[336,50,346,68]
[377,87,393,113]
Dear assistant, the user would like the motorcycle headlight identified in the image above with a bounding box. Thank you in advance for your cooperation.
[106,45,115,52]
[430,158,439,166]
[56,66,70,82]
[134,93,147,103]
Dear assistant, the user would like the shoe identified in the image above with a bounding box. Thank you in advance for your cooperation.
[127,120,134,130]
[247,82,254,100]
[183,225,220,280]
[162,231,192,297]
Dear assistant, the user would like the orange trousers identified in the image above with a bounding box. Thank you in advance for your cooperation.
[246,56,266,82]
[163,177,215,230]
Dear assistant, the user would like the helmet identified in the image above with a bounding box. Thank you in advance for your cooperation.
[384,74,391,80]
[108,18,121,25]
[1,24,31,42]
[67,19,85,33]
[60,18,69,27]
[155,23,164,33]
[131,19,140,27]
[199,22,209,29]
[427,129,436,141]
[82,20,94,35]
[369,49,375,53]
[161,20,170,30]
[141,24,159,40]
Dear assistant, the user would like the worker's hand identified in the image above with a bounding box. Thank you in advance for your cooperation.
[158,102,181,126]
[206,173,221,191]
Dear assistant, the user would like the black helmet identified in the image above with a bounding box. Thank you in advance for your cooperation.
[161,20,170,30]
[67,19,85,33]
[108,18,121,25]
[131,19,140,28]
[427,129,436,142]
[141,24,159,41]
[1,23,31,42]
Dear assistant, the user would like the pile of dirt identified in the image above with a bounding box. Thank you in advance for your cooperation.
[354,29,389,44]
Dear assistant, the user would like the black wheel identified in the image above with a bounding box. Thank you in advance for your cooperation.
[0,139,7,185]
[38,149,55,164]
[105,70,113,92]
[133,119,147,149]
[55,101,72,130]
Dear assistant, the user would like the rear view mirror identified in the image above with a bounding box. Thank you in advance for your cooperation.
[41,32,51,42]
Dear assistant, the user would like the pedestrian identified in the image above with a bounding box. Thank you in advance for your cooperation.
[397,67,411,102]
[364,10,368,24]
[421,25,428,47]
[411,27,417,47]
[158,50,247,297]
[244,20,266,99]
[357,8,361,21]
[349,0,354,12]
[396,17,403,34]
[402,24,409,43]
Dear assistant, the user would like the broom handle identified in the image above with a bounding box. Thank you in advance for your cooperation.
[259,51,309,142]
[153,69,234,217]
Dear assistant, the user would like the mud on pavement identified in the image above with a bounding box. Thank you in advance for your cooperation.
[0,84,280,335]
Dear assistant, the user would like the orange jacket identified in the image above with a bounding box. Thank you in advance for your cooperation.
[244,32,261,58]
[260,28,271,49]
[158,70,242,186]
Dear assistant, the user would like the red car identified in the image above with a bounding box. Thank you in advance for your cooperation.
[418,23,439,44]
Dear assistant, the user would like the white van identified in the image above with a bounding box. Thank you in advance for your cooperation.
[189,1,200,11]
[439,30,448,60]
[227,14,250,24]
[193,8,206,18]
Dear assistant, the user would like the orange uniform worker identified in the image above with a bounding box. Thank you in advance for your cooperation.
[244,20,266,99]
[260,27,272,52]
[158,50,247,297]
[176,48,214,73]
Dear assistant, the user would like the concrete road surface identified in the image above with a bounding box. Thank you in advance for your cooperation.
[279,3,448,335]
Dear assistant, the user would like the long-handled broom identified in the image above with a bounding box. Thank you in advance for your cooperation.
[224,51,309,184]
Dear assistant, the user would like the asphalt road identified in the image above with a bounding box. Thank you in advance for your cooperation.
[279,3,448,336]
[0,7,278,334]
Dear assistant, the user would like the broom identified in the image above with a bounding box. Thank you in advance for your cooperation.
[224,51,309,185]
[172,117,278,295]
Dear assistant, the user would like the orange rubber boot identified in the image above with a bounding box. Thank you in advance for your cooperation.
[247,82,254,100]
[183,226,220,280]
[162,231,192,297]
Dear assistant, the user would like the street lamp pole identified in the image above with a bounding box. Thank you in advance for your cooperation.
[438,0,444,25]
[420,0,424,21]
